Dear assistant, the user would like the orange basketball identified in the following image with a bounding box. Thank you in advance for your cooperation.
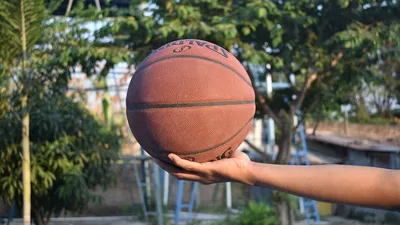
[126,39,255,163]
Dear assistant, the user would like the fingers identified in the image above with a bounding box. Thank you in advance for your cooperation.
[153,157,182,174]
[153,158,205,183]
[173,172,205,182]
[168,154,208,173]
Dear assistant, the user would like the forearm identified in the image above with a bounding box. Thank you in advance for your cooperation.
[248,163,400,210]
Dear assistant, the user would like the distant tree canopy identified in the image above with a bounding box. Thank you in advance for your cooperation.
[90,0,399,158]
[89,0,399,120]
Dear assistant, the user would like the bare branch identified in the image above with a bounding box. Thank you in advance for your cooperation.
[331,52,344,67]
[254,88,283,127]
[246,65,282,127]
[291,84,300,93]
[294,72,317,110]
[293,97,320,131]
[317,51,345,82]
[65,0,74,16]
[94,0,102,11]
[243,139,273,163]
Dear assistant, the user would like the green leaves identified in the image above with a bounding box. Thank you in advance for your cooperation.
[242,26,251,36]
[0,1,125,223]
[258,8,267,18]
[0,93,120,219]
[338,0,350,8]
[0,0,45,60]
[238,201,280,225]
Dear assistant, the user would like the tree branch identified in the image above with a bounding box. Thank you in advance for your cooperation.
[243,139,273,163]
[44,205,54,225]
[316,51,345,83]
[293,97,320,131]
[294,72,317,110]
[331,51,344,67]
[295,51,344,111]
[65,0,74,16]
[254,87,283,127]
[33,209,44,225]
[246,65,282,127]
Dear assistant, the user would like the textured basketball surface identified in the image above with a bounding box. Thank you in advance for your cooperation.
[126,39,255,163]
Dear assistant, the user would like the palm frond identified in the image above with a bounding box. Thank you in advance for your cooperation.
[0,0,46,63]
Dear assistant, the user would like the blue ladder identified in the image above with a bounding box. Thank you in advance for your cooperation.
[174,180,198,225]
[123,151,163,225]
[291,113,320,224]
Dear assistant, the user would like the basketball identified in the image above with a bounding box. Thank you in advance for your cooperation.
[126,39,255,163]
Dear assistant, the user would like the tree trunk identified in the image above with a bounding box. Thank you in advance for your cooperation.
[356,93,369,121]
[275,119,293,165]
[22,95,31,225]
[275,118,294,225]
[20,0,31,224]
[33,208,44,225]
[312,119,320,135]
[277,200,294,225]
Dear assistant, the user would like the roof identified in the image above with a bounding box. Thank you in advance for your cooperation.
[306,134,400,154]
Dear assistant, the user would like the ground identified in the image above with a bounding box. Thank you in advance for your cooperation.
[5,215,396,225]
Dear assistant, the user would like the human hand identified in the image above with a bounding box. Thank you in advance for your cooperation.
[153,150,255,185]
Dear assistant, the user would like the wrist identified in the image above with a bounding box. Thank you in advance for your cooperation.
[244,161,257,186]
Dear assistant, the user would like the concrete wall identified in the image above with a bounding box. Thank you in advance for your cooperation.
[346,150,397,169]
[390,153,400,169]
[346,151,371,166]
[334,204,400,224]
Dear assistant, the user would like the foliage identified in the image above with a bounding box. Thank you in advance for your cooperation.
[213,201,280,225]
[0,92,121,224]
[392,109,400,118]
[92,0,400,157]
[349,115,394,125]
[0,0,45,63]
[0,1,48,224]
[0,1,126,225]
[328,13,400,120]
[238,201,280,225]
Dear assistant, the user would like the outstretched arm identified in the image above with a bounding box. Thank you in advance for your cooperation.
[249,162,400,210]
[154,151,400,211]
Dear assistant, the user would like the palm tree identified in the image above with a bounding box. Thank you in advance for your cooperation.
[0,1,46,224]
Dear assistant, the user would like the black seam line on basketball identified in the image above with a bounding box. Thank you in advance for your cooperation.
[133,55,253,88]
[126,100,255,110]
[178,117,254,156]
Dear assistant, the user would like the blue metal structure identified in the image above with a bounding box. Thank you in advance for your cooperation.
[174,180,199,225]
[291,112,320,224]
[125,149,200,225]
[123,150,163,225]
